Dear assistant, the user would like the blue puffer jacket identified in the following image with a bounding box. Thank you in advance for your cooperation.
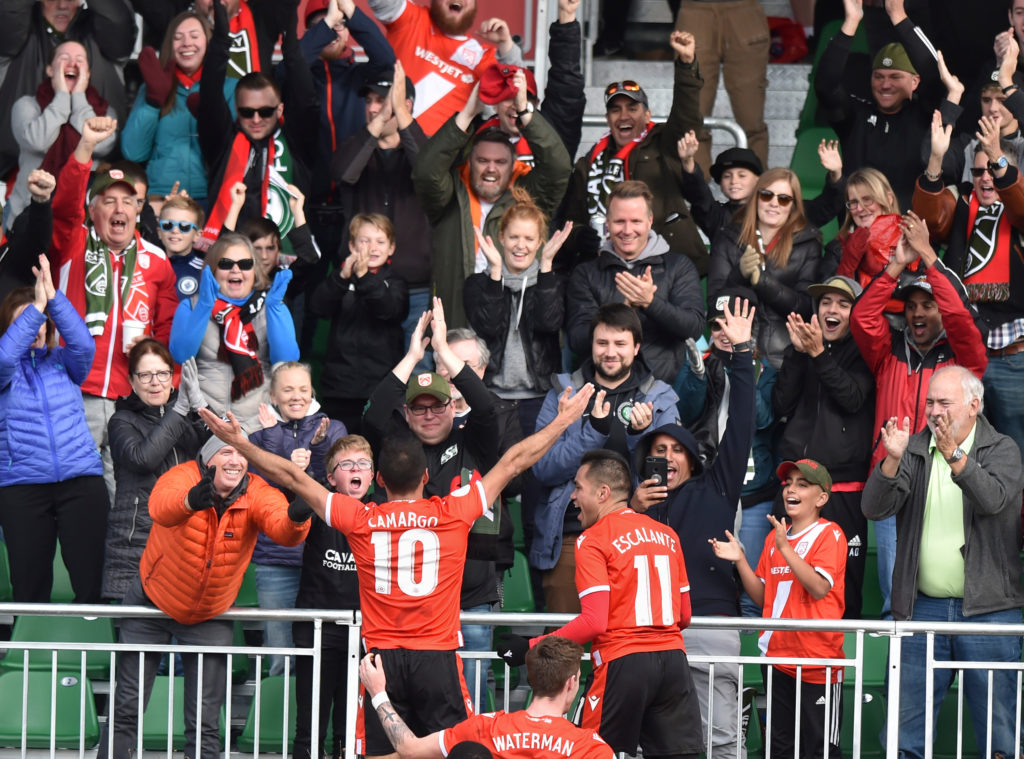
[121,77,238,199]
[247,401,346,566]
[0,292,101,486]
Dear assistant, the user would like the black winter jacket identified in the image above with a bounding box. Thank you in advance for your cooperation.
[103,390,204,600]
[309,262,409,401]
[463,270,565,394]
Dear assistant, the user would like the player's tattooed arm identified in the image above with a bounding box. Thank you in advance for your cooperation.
[376,702,417,752]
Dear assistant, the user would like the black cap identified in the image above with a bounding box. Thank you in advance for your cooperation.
[710,147,764,183]
[359,69,416,101]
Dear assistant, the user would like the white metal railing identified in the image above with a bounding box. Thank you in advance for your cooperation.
[1,605,1023,759]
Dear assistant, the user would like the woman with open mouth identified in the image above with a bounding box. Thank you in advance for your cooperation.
[169,233,299,433]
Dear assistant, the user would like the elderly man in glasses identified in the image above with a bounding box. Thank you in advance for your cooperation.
[559,30,707,275]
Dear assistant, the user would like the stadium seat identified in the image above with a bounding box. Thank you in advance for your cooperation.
[840,683,885,758]
[0,670,100,748]
[501,550,534,613]
[739,630,763,688]
[235,562,259,607]
[142,675,186,750]
[506,496,526,552]
[797,18,870,136]
[0,541,12,602]
[237,675,297,753]
[232,621,253,684]
[0,615,115,680]
[51,545,75,603]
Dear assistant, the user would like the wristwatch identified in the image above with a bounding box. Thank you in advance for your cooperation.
[731,340,753,353]
[988,155,1009,173]
[515,102,534,125]
[945,447,965,465]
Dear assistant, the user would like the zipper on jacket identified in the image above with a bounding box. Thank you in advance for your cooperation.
[128,496,139,544]
[35,349,63,482]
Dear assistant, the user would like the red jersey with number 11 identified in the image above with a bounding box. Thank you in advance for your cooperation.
[325,481,487,650]
[574,507,689,666]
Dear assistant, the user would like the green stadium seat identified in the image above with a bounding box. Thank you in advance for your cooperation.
[0,670,100,748]
[235,562,259,607]
[142,675,186,750]
[0,541,12,602]
[232,621,253,684]
[501,551,534,613]
[840,683,886,758]
[51,544,75,603]
[797,18,871,136]
[506,496,526,552]
[237,675,297,753]
[740,630,763,688]
[0,615,115,679]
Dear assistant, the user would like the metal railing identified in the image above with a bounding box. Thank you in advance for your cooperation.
[1,605,1022,759]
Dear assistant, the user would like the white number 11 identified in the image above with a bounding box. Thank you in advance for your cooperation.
[633,554,674,626]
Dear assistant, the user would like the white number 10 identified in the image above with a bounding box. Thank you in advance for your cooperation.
[633,554,674,626]
[370,529,441,597]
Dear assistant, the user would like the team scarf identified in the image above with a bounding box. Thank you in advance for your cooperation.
[584,121,654,224]
[83,229,152,337]
[175,64,203,91]
[212,289,267,401]
[476,117,534,166]
[963,194,1013,302]
[200,128,297,250]
[34,79,108,177]
[226,1,261,77]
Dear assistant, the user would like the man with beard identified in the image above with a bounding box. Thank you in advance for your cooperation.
[197,0,319,251]
[863,366,1024,759]
[414,76,570,328]
[566,180,705,384]
[365,0,523,135]
[772,276,875,618]
[531,303,681,612]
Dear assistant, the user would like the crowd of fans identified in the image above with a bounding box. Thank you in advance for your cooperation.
[2,0,1024,756]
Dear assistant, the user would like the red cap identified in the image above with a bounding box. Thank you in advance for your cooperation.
[304,0,330,23]
[477,64,538,105]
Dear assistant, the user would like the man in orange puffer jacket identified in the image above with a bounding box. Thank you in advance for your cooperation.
[98,434,311,759]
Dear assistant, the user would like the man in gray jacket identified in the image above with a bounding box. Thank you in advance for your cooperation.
[862,365,1024,759]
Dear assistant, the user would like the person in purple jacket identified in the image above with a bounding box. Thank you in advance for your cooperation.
[0,254,107,603]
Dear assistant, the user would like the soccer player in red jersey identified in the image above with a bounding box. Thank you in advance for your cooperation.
[500,449,703,758]
[198,381,594,758]
[710,458,847,758]
[358,635,613,759]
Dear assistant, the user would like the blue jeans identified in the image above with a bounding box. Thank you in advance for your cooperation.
[460,603,496,710]
[254,563,301,676]
[874,515,896,619]
[894,595,1023,759]
[738,500,773,618]
[983,351,1024,461]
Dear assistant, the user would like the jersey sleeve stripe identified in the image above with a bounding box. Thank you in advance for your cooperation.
[814,567,835,587]
[438,731,450,757]
[680,584,690,593]
[579,584,611,598]
[473,479,487,515]
[324,492,334,527]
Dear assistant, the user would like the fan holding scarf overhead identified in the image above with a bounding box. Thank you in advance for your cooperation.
[196,0,318,253]
[169,233,299,433]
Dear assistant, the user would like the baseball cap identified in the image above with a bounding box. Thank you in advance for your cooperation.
[477,64,538,105]
[358,69,416,101]
[406,372,451,404]
[777,458,832,493]
[872,43,916,75]
[708,289,757,324]
[895,275,933,300]
[88,168,137,204]
[807,275,863,302]
[710,147,764,183]
[304,0,330,22]
[604,80,648,108]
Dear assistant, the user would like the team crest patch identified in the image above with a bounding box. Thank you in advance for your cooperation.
[615,402,634,425]
[417,373,432,387]
[796,540,809,557]
[882,57,893,67]
[452,38,484,68]
[109,169,124,180]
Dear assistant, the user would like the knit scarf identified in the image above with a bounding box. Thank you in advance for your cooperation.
[200,128,297,250]
[34,79,108,177]
[584,121,654,224]
[83,229,151,336]
[964,195,1013,302]
[212,289,267,400]
[227,1,261,77]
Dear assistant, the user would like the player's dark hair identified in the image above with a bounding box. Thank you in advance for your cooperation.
[526,636,583,699]
[588,302,643,345]
[580,449,632,501]
[471,126,515,157]
[236,71,282,101]
[447,742,493,759]
[377,434,427,494]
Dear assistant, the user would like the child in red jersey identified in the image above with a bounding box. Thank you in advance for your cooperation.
[711,458,846,759]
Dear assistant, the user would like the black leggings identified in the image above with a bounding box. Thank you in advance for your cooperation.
[0,476,109,603]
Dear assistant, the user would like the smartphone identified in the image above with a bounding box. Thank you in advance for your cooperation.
[643,456,668,486]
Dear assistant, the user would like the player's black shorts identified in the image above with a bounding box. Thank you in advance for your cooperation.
[359,648,472,756]
[576,648,703,756]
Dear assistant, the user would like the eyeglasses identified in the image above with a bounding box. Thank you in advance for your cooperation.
[333,459,372,472]
[159,219,200,234]
[133,370,172,384]
[407,401,451,416]
[605,80,643,97]
[844,198,878,210]
[237,105,278,119]
[216,257,256,271]
[757,189,794,206]
[970,167,995,177]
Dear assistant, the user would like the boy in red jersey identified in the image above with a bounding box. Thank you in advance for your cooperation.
[358,635,613,759]
[710,458,847,759]
[198,380,594,759]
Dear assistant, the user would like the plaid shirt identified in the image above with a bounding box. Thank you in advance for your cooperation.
[986,318,1024,349]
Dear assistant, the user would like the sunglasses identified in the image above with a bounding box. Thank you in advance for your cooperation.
[237,105,278,119]
[159,219,199,234]
[970,167,995,177]
[216,257,255,271]
[757,189,794,206]
[605,80,643,97]
[844,198,877,210]
[407,401,451,416]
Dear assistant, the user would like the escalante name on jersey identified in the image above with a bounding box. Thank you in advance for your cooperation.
[366,511,440,529]
[611,526,678,555]
[490,732,575,756]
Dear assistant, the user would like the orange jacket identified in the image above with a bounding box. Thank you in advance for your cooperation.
[140,461,309,625]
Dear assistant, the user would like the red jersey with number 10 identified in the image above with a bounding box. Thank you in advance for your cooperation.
[325,481,487,650]
[574,507,689,666]
[384,1,499,135]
